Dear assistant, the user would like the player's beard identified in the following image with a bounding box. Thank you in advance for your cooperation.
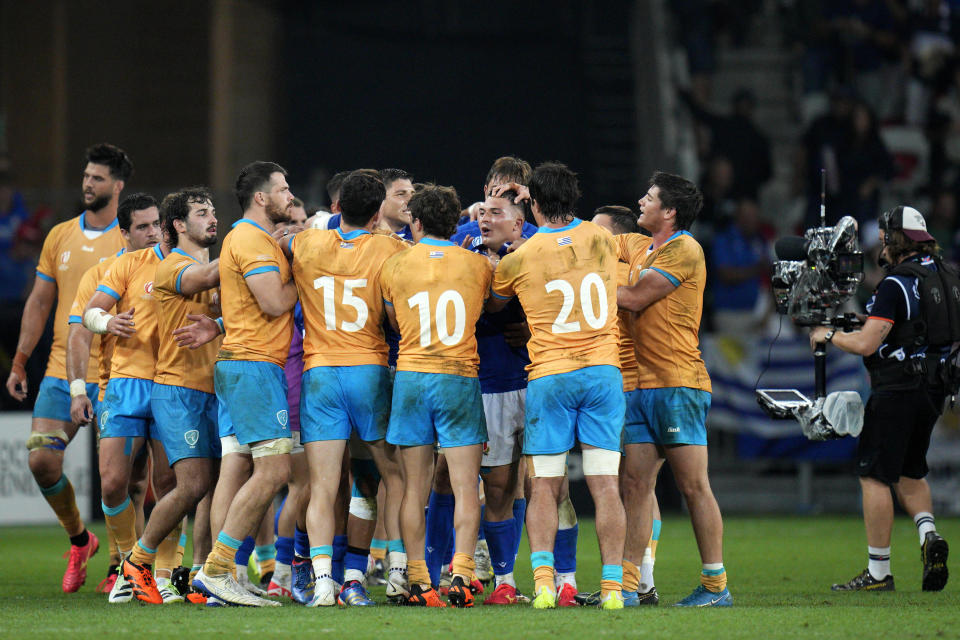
[85,193,111,213]
[266,200,291,225]
[187,225,218,248]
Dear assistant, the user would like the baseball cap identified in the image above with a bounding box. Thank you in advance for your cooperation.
[879,205,934,242]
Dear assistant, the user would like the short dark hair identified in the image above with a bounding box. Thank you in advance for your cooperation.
[235,161,286,211]
[340,172,386,227]
[528,162,580,223]
[593,205,638,234]
[485,156,532,190]
[380,168,412,191]
[117,193,157,232]
[161,187,213,246]
[292,196,305,209]
[649,171,703,231]
[85,143,134,182]
[326,171,352,203]
[409,184,461,239]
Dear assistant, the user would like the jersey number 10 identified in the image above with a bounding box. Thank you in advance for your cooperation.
[545,272,608,334]
[407,290,466,347]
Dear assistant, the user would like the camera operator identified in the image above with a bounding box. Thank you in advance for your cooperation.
[809,206,949,593]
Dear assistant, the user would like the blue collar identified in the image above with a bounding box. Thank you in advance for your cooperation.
[337,227,371,241]
[79,211,119,233]
[651,229,692,250]
[420,237,455,247]
[152,244,165,261]
[536,218,581,234]
[170,247,198,263]
[232,218,272,236]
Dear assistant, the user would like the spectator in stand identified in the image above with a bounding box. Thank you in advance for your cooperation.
[710,198,770,334]
[698,156,737,235]
[681,87,773,201]
[670,0,717,105]
[822,0,904,121]
[929,63,960,190]
[927,189,957,256]
[904,0,958,126]
[0,171,32,301]
[837,101,895,225]
[799,87,857,228]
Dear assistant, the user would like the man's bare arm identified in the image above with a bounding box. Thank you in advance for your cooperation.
[176,259,220,296]
[245,271,298,317]
[617,270,677,313]
[6,277,56,400]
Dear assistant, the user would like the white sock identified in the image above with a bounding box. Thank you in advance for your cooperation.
[867,546,891,580]
[344,568,365,584]
[387,551,407,571]
[639,548,655,592]
[495,572,516,588]
[156,577,170,587]
[555,572,577,590]
[272,563,291,586]
[914,512,937,544]
[312,556,332,579]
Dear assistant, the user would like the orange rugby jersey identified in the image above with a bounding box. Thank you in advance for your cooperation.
[153,249,222,394]
[492,218,620,381]
[217,219,293,367]
[96,245,165,381]
[36,213,125,380]
[616,260,639,392]
[616,231,711,392]
[291,227,407,370]
[68,250,124,386]
[380,239,491,377]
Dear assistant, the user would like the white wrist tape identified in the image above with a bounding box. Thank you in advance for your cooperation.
[83,308,114,334]
[69,379,87,398]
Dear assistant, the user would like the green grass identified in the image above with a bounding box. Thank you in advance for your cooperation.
[2,516,960,638]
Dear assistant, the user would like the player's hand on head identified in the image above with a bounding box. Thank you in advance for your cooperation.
[490,182,530,204]
[70,395,93,426]
[172,314,221,350]
[106,308,136,338]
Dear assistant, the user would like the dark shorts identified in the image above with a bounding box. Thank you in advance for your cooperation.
[857,389,942,484]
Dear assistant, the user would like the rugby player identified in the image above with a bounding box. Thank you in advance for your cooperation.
[6,144,131,592]
[119,188,222,605]
[381,184,492,607]
[592,205,663,606]
[616,172,730,607]
[487,162,626,610]
[289,171,407,607]
[192,161,298,607]
[66,194,162,595]
[83,198,179,603]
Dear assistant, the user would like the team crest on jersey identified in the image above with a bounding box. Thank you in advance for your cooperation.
[340,242,354,249]
[277,410,288,427]
[144,281,154,295]
[184,429,199,447]
[557,236,572,246]
[429,251,444,258]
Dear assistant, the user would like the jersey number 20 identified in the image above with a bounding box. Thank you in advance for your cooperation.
[545,273,608,334]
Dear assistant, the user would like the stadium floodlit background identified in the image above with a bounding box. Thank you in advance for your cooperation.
[1,0,960,526]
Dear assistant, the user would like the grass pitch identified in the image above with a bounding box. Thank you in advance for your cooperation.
[2,515,960,639]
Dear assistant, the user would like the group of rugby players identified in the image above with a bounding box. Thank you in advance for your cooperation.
[7,143,730,610]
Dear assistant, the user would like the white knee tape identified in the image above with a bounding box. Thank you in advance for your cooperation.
[581,448,620,476]
[529,453,567,478]
[251,437,293,459]
[349,495,378,521]
[220,435,250,456]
